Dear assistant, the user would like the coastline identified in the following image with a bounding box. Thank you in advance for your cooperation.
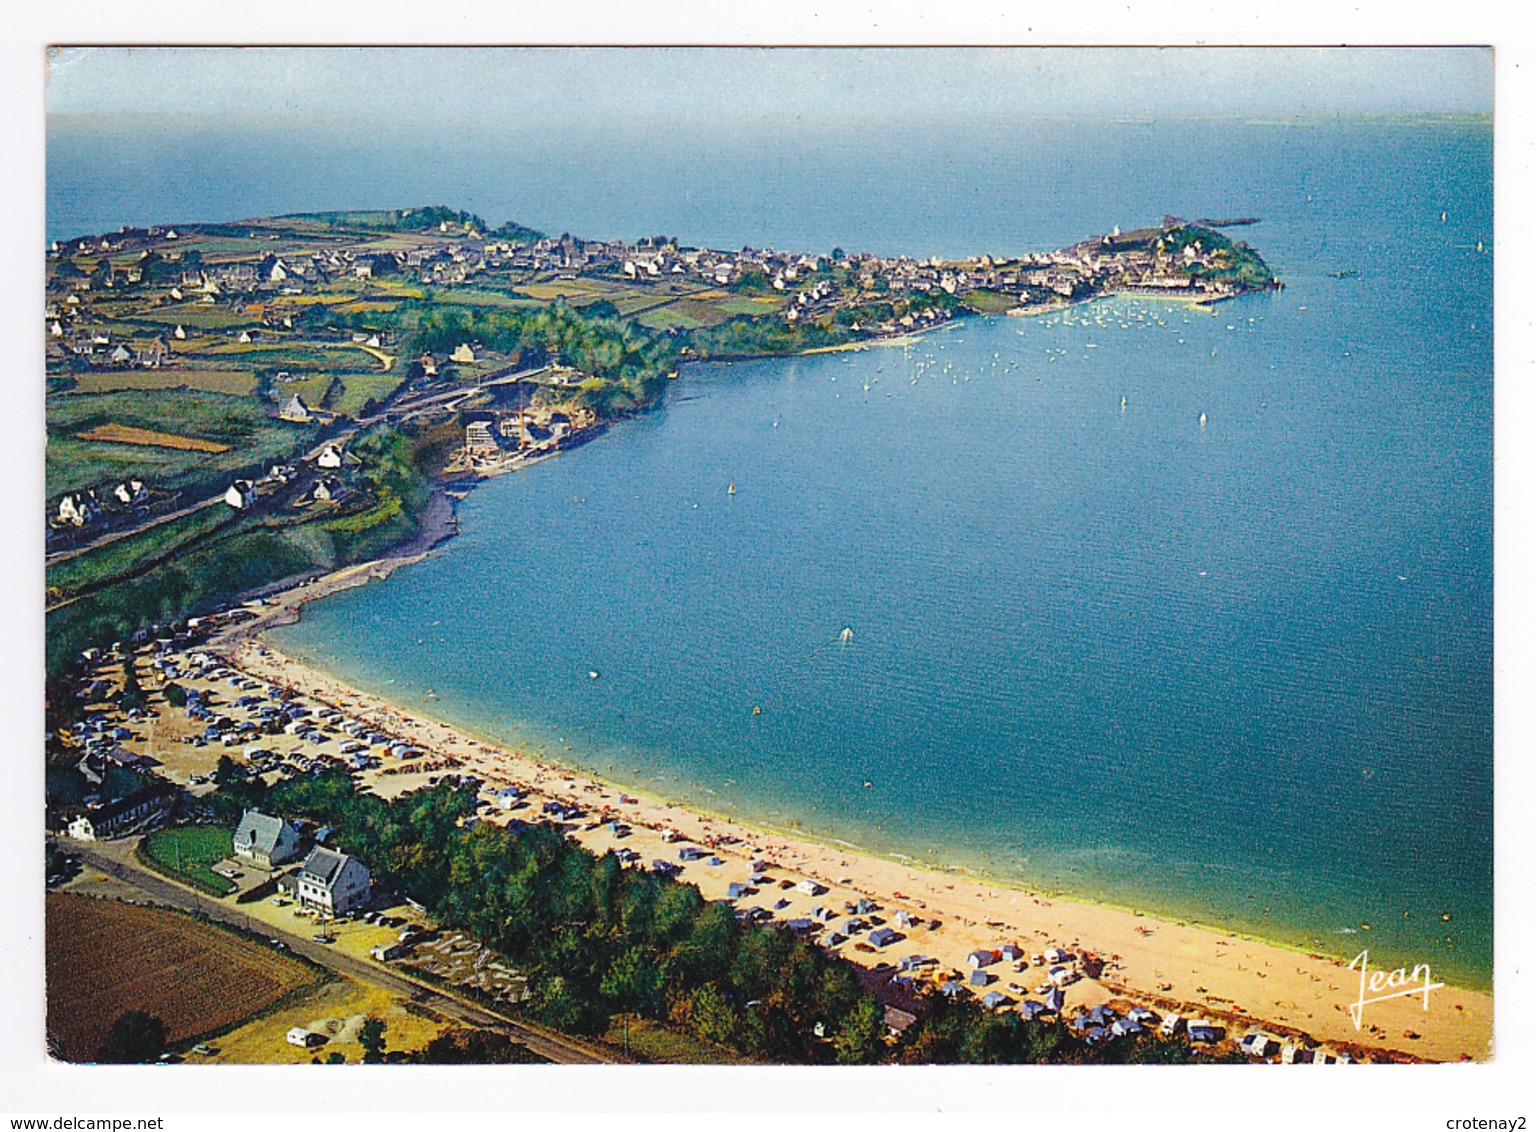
[208,559,1493,1063]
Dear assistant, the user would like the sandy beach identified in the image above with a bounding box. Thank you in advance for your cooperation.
[194,561,1493,1064]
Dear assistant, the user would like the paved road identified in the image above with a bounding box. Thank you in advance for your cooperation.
[45,493,227,567]
[44,367,539,569]
[58,837,619,1065]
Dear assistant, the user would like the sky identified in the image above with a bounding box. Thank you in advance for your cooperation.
[45,46,1494,122]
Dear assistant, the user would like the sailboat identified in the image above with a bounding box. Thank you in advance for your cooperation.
[727,482,737,496]
[839,627,854,645]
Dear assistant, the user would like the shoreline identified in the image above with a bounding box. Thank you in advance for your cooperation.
[208,559,1494,1063]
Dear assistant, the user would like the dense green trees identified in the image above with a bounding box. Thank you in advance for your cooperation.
[355,297,678,420]
[688,315,847,358]
[358,1018,387,1063]
[416,1028,542,1064]
[118,656,144,709]
[209,767,1232,1065]
[95,1010,167,1064]
[892,993,1239,1065]
[215,770,867,1062]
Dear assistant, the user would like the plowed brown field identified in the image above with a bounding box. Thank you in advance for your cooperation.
[46,893,322,1061]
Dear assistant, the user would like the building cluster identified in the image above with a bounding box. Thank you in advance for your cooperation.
[220,440,355,516]
[450,402,598,471]
[53,479,151,530]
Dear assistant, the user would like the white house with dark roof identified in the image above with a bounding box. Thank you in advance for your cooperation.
[66,787,175,841]
[233,809,300,870]
[114,480,148,507]
[224,480,258,509]
[58,492,97,527]
[294,846,371,914]
[280,394,311,423]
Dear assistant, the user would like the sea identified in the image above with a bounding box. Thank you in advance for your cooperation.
[48,112,1494,987]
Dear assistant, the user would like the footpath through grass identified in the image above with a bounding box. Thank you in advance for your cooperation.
[138,825,237,896]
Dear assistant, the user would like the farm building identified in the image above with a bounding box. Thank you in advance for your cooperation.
[66,787,175,841]
[280,394,311,423]
[232,809,301,870]
[224,480,258,510]
[294,846,372,915]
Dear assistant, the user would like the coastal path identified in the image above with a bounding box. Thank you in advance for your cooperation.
[59,836,623,1065]
[45,492,227,568]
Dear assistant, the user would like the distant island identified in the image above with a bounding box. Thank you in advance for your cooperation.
[44,207,1277,671]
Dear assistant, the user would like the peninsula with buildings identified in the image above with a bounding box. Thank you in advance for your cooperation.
[45,205,1278,671]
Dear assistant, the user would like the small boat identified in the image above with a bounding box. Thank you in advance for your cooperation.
[727,482,736,496]
[588,670,600,680]
[1198,412,1208,427]
[839,627,854,645]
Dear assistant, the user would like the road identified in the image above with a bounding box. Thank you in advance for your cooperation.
[45,367,543,569]
[45,493,227,567]
[59,837,620,1065]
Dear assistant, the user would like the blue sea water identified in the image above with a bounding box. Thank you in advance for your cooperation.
[49,112,1494,985]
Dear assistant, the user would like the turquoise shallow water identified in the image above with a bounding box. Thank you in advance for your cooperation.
[50,112,1493,985]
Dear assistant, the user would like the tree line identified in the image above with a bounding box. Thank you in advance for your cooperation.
[209,768,1237,1065]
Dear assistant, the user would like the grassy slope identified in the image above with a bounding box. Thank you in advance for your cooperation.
[46,390,315,499]
[138,826,237,895]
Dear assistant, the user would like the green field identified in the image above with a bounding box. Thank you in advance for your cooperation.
[139,825,237,895]
[215,344,338,372]
[132,304,262,330]
[666,298,736,328]
[429,287,537,311]
[47,505,238,605]
[277,373,338,409]
[332,373,404,417]
[635,305,707,331]
[46,389,316,499]
[71,369,257,396]
[716,296,784,316]
[962,288,1021,314]
[516,280,608,301]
